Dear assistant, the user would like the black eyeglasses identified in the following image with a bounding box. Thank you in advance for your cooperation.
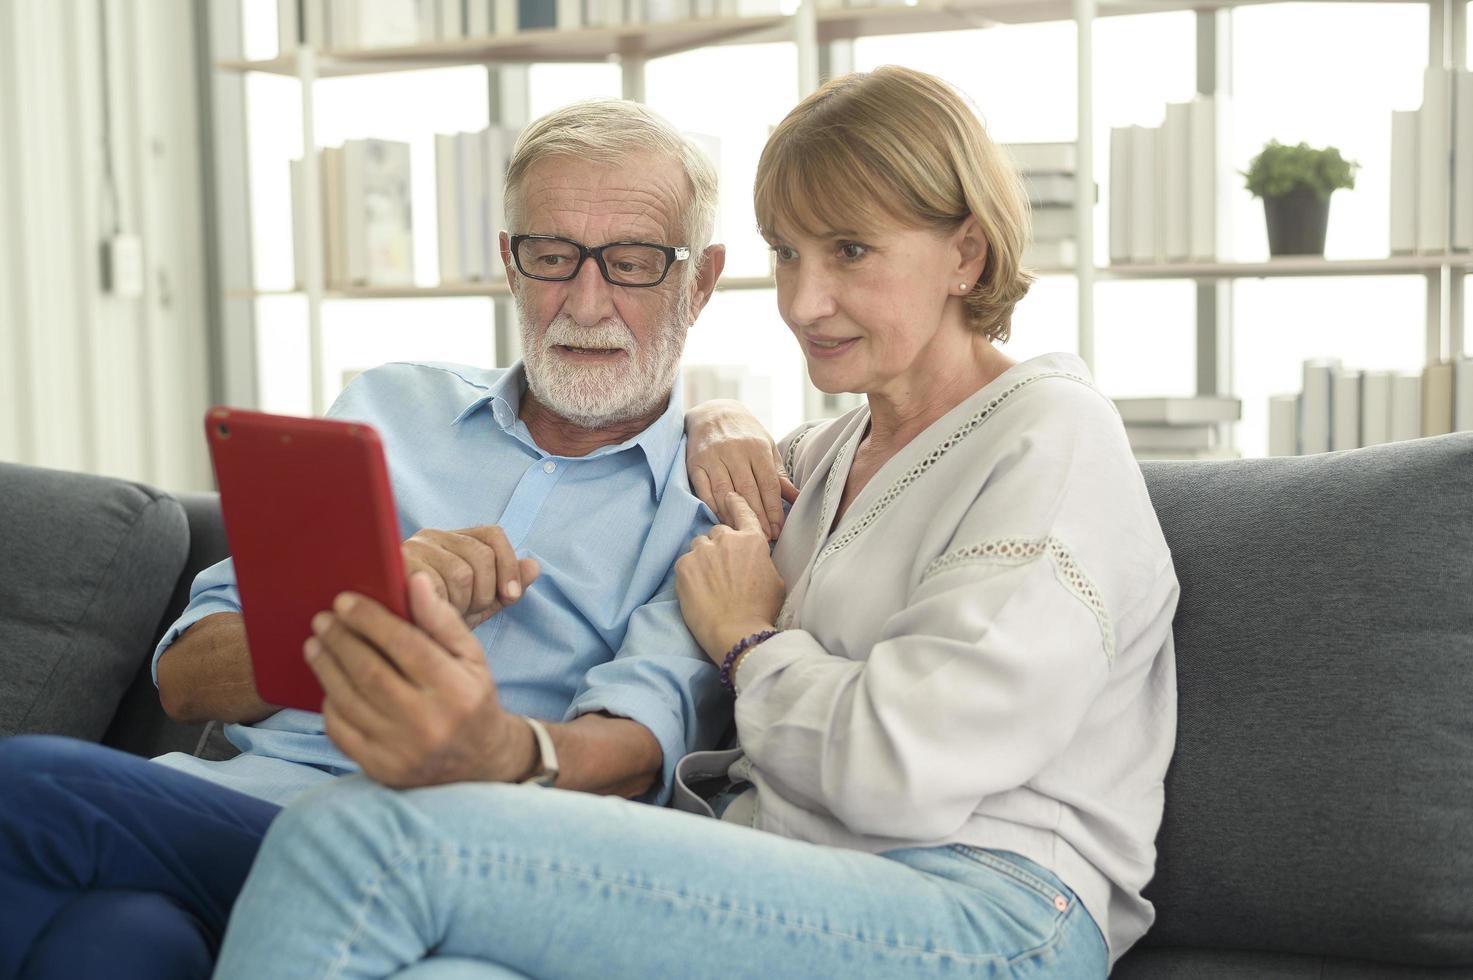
[510,235,691,288]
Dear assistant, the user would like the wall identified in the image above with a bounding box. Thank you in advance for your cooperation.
[0,0,214,491]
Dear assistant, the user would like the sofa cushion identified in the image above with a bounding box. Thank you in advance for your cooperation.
[1135,433,1473,966]
[0,463,189,741]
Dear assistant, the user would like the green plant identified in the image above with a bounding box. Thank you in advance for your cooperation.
[1242,140,1359,201]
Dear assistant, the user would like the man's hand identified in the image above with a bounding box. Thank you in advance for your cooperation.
[304,572,536,788]
[401,525,541,629]
[685,399,798,541]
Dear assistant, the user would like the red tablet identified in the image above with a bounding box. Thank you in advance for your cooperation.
[205,407,408,712]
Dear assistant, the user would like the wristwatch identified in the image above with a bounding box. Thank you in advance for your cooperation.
[518,716,559,788]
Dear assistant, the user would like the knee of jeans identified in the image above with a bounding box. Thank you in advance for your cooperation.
[263,775,422,862]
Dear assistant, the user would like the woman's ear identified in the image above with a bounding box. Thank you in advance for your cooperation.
[953,216,989,287]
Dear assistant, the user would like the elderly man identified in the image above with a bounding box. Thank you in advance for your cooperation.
[0,98,728,980]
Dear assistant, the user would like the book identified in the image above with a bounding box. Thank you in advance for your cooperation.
[467,0,492,36]
[1456,355,1473,431]
[1360,369,1392,446]
[1128,125,1159,264]
[519,0,557,29]
[458,132,487,281]
[1188,96,1227,263]
[1390,110,1419,255]
[322,145,346,287]
[1125,423,1217,451]
[1268,394,1298,456]
[278,0,299,55]
[1108,127,1131,265]
[1418,67,1452,254]
[1162,102,1192,263]
[1006,141,1077,174]
[557,0,584,28]
[435,133,462,283]
[1421,360,1455,436]
[1299,358,1337,455]
[343,139,414,286]
[494,0,519,33]
[1390,372,1423,441]
[1023,239,1076,269]
[303,0,329,47]
[1456,72,1473,251]
[1023,174,1091,208]
[1113,396,1241,425]
[1030,206,1078,242]
[480,126,518,277]
[1330,366,1361,451]
[438,0,465,38]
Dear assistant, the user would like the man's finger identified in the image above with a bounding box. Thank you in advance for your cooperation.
[708,464,736,525]
[723,491,765,535]
[332,589,463,687]
[460,526,523,606]
[304,636,401,741]
[432,531,501,615]
[407,572,488,665]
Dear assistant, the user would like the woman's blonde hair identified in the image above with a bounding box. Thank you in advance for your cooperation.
[754,66,1033,343]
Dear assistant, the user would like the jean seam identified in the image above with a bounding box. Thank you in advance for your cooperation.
[946,845,1068,907]
[327,842,1066,971]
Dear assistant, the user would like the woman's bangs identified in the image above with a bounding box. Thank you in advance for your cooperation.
[756,135,902,242]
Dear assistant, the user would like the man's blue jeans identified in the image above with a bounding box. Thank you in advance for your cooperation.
[217,776,1108,979]
[0,735,280,980]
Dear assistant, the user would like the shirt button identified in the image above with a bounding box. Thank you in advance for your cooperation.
[542,460,556,474]
[493,405,509,424]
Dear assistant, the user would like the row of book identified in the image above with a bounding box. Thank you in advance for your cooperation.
[1114,395,1242,461]
[1010,142,1085,270]
[1389,66,1473,255]
[1108,97,1226,266]
[276,0,792,51]
[1268,357,1473,456]
[290,139,416,289]
[436,128,520,286]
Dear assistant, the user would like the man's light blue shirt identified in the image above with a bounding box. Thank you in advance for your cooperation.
[151,361,729,806]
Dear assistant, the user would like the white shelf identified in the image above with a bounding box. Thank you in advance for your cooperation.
[1095,255,1473,280]
[226,276,776,301]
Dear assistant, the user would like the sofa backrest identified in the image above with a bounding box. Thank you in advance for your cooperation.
[1135,433,1473,966]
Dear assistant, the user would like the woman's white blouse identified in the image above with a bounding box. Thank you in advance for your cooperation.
[732,352,1179,967]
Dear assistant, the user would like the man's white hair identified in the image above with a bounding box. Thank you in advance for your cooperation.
[503,99,719,280]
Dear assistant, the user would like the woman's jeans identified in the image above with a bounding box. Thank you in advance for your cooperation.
[216,776,1107,979]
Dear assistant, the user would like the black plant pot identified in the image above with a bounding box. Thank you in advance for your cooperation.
[1263,186,1332,257]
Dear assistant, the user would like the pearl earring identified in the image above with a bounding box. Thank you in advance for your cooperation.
[959,282,969,291]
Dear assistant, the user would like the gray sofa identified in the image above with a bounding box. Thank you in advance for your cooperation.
[1,436,1469,978]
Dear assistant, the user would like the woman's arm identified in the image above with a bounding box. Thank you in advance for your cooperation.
[684,399,801,539]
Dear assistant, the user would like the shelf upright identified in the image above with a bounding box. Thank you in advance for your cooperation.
[296,44,327,417]
[1195,8,1234,435]
[490,64,530,368]
[1074,0,1096,373]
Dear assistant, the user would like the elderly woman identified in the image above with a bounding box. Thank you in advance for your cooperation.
[215,67,1175,979]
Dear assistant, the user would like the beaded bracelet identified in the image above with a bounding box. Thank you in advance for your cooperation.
[718,629,778,694]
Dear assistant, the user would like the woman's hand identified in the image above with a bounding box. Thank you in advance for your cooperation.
[685,399,798,541]
[675,494,786,663]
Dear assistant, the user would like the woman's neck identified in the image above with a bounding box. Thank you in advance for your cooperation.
[863,330,1016,454]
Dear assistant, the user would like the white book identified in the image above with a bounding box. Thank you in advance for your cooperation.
[1268,394,1298,456]
[1007,142,1077,174]
[438,0,465,37]
[344,139,414,286]
[1390,110,1419,255]
[1299,358,1337,455]
[557,0,583,27]
[1162,102,1192,263]
[1108,126,1131,265]
[415,0,439,41]
[1422,360,1455,436]
[330,0,359,48]
[1023,239,1076,269]
[358,0,419,46]
[1360,370,1393,446]
[1188,96,1228,263]
[1331,366,1361,451]
[1456,355,1473,431]
[1031,206,1076,241]
[1390,372,1423,441]
[583,0,621,25]
[303,0,328,47]
[457,132,487,281]
[1125,423,1217,451]
[1455,72,1473,251]
[1113,396,1241,425]
[494,0,519,32]
[1418,67,1453,254]
[343,141,367,284]
[322,145,346,287]
[644,0,685,21]
[1024,174,1088,208]
[435,134,462,284]
[289,158,307,289]
[481,126,517,279]
[1129,125,1159,264]
[278,0,299,55]
[467,0,492,36]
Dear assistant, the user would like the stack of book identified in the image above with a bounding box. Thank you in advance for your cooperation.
[1268,356,1473,456]
[434,127,520,286]
[1389,66,1473,255]
[1010,142,1084,269]
[1109,96,1227,266]
[278,0,791,47]
[291,139,415,289]
[1114,396,1242,460]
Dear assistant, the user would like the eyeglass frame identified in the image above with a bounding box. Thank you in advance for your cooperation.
[509,234,692,288]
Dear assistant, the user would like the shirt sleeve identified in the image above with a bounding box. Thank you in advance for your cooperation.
[150,557,242,686]
[563,563,731,806]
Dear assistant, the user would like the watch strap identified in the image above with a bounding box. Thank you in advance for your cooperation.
[519,716,559,788]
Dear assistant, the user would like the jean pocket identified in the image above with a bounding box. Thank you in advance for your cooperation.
[947,845,1073,911]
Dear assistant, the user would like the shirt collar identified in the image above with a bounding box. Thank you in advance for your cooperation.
[451,361,686,497]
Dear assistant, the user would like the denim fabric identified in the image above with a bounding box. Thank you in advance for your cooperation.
[0,735,280,980]
[216,776,1107,979]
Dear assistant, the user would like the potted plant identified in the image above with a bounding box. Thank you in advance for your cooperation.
[1242,140,1359,257]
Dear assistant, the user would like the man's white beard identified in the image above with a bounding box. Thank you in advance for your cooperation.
[517,289,690,429]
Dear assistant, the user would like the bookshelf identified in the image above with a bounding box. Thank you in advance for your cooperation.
[216,0,1471,439]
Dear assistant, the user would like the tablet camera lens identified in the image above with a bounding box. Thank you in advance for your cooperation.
[217,423,230,439]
